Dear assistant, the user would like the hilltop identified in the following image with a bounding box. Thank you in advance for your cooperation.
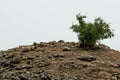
[0,40,120,80]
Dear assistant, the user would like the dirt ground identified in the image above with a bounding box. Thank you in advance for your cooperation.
[0,40,120,80]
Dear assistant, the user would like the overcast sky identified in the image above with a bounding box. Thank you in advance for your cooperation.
[0,0,120,51]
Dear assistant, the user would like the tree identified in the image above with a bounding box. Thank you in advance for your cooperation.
[70,14,114,49]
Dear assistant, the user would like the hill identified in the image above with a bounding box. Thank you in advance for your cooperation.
[0,40,120,80]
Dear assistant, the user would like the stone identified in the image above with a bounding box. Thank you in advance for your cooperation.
[48,41,56,45]
[26,61,31,64]
[9,63,15,68]
[1,60,10,67]
[40,74,51,80]
[62,47,71,51]
[27,56,34,60]
[77,55,96,62]
[33,42,38,46]
[0,75,3,80]
[52,53,65,58]
[10,56,21,64]
[18,74,26,80]
[5,54,15,59]
[30,46,36,50]
[52,54,59,58]
[22,64,32,69]
[111,73,120,80]
[22,47,30,53]
[39,61,51,67]
[110,63,120,68]
[38,42,47,47]
[63,62,79,69]
[11,76,19,80]
[58,40,65,43]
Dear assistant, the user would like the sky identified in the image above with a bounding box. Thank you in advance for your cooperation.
[0,0,120,51]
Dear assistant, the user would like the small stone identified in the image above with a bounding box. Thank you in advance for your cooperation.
[1,60,10,67]
[30,46,36,50]
[39,61,51,67]
[11,76,19,80]
[40,74,50,80]
[22,56,27,60]
[62,47,71,51]
[52,53,65,58]
[58,40,65,43]
[22,47,30,53]
[110,63,120,68]
[48,41,56,45]
[15,66,22,70]
[22,64,32,69]
[0,75,3,80]
[5,54,15,59]
[26,61,31,64]
[33,42,38,46]
[38,42,47,47]
[27,56,34,60]
[2,54,6,58]
[77,55,96,62]
[40,48,46,52]
[19,74,26,80]
[9,63,15,68]
[52,54,59,58]
[111,73,120,80]
[10,56,21,64]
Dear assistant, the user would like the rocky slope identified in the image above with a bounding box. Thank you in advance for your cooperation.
[0,40,120,80]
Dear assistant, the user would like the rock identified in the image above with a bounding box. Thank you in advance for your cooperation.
[40,48,46,52]
[33,42,38,46]
[77,55,96,62]
[22,56,28,60]
[1,60,10,67]
[26,61,31,64]
[52,53,65,58]
[111,73,120,80]
[62,47,71,51]
[2,54,6,58]
[18,74,26,80]
[22,64,32,69]
[39,74,51,80]
[58,40,65,43]
[10,56,21,64]
[39,61,51,67]
[0,68,5,74]
[0,75,3,80]
[30,45,36,51]
[110,63,120,68]
[65,62,80,69]
[52,54,59,58]
[9,63,15,68]
[11,76,19,80]
[5,54,15,59]
[15,66,22,70]
[48,41,56,45]
[22,47,31,53]
[15,64,32,70]
[36,48,46,52]
[22,55,34,60]
[38,42,47,47]
[26,55,34,60]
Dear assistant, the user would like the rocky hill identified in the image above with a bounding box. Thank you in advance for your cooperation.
[0,40,120,80]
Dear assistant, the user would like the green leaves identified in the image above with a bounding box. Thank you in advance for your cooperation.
[70,14,114,49]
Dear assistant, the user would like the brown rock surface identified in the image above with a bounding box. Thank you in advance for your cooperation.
[0,41,120,80]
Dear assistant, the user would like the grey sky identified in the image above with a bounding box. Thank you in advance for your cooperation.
[0,0,120,51]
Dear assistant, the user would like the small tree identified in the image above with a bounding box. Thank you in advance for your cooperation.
[70,14,114,49]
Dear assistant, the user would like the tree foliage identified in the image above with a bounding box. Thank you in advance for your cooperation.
[70,14,114,49]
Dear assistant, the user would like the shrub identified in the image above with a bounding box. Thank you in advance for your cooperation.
[70,14,114,49]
